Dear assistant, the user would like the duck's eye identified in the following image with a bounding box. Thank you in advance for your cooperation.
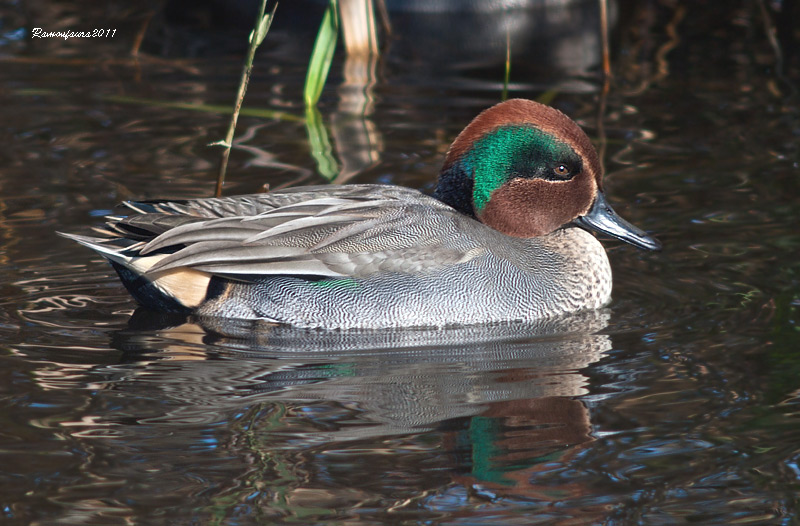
[554,164,572,178]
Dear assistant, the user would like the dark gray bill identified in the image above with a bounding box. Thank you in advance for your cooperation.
[575,191,662,251]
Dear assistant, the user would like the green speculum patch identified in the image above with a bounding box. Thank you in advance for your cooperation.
[307,277,360,290]
[463,125,580,213]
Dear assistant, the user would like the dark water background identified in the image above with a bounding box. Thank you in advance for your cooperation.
[2,0,800,524]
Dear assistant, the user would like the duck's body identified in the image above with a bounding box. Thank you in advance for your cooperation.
[62,99,659,329]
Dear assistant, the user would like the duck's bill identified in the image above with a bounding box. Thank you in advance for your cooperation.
[575,192,662,251]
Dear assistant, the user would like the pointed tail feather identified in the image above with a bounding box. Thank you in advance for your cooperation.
[57,232,136,269]
[58,231,211,309]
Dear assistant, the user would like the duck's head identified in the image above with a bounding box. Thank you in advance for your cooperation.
[434,98,660,250]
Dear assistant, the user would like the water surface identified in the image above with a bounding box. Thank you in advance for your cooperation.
[1,1,800,524]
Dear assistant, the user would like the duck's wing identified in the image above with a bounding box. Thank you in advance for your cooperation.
[122,184,419,219]
[94,185,400,241]
[75,186,485,281]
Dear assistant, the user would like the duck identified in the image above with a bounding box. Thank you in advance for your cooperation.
[61,98,660,329]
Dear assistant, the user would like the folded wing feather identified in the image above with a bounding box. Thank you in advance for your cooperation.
[83,186,482,281]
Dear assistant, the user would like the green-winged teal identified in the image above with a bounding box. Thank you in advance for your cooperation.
[62,99,660,329]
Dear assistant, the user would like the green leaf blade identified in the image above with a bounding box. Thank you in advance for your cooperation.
[304,0,339,107]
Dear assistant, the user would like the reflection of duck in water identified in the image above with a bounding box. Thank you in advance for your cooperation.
[36,309,615,521]
[95,309,614,520]
[106,308,612,441]
[63,99,658,329]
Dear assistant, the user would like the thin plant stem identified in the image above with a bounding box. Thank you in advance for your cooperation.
[501,30,511,101]
[599,0,611,85]
[213,1,278,197]
[597,0,610,177]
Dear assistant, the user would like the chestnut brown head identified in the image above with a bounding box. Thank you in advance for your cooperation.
[434,99,660,250]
